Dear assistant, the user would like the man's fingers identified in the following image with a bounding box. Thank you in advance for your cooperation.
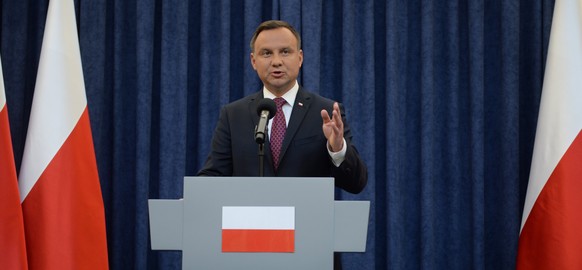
[333,103,343,128]
[321,109,331,123]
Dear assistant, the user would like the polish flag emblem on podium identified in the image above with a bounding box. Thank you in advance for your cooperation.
[222,206,295,252]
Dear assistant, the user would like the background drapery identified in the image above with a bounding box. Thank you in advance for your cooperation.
[1,0,554,269]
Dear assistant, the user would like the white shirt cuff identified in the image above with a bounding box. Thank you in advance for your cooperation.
[328,138,347,167]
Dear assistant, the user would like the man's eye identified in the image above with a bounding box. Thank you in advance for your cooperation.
[261,51,272,57]
[281,49,290,55]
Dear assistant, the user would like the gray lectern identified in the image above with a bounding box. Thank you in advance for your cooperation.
[149,177,370,270]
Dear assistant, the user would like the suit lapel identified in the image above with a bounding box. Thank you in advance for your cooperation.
[279,88,312,164]
[248,91,263,128]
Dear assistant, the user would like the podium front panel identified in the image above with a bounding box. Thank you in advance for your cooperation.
[182,177,334,270]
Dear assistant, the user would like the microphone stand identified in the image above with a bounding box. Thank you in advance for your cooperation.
[255,124,267,176]
[258,142,265,176]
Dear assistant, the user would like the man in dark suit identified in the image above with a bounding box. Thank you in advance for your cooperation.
[198,20,368,268]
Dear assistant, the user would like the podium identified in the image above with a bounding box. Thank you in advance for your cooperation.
[148,177,370,270]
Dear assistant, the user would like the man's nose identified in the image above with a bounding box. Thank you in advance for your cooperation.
[271,53,283,66]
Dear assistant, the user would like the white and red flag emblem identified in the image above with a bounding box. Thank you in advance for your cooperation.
[222,206,295,253]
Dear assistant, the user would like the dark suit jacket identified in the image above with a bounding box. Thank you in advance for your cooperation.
[198,87,367,194]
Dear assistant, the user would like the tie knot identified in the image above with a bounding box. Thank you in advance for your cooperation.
[274,97,286,108]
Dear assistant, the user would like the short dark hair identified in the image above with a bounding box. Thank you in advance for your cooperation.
[250,20,302,53]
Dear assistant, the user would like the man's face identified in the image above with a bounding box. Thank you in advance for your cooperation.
[251,27,303,96]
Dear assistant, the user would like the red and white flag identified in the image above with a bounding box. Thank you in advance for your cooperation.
[516,0,582,269]
[0,56,28,270]
[18,0,109,269]
[222,206,295,252]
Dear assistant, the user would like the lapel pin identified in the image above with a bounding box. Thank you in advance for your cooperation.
[298,102,303,107]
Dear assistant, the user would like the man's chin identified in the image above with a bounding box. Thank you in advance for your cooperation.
[266,81,292,92]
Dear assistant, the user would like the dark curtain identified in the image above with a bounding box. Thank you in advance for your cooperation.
[1,0,554,269]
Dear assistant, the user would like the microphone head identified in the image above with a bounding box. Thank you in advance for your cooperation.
[256,98,277,119]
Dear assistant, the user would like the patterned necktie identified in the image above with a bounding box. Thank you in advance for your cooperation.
[271,97,287,171]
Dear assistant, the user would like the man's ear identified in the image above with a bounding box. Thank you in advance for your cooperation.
[250,53,257,70]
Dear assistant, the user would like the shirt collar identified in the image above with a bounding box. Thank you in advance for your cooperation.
[262,81,299,107]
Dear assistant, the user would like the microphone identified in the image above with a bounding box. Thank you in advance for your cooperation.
[255,98,277,144]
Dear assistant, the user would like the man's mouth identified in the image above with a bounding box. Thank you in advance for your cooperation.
[271,71,284,78]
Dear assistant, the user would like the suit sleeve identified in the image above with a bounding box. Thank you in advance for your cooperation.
[330,105,368,194]
[197,106,233,176]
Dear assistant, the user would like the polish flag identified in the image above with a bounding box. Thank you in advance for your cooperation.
[18,0,109,269]
[222,206,295,252]
[0,56,28,270]
[516,0,582,268]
